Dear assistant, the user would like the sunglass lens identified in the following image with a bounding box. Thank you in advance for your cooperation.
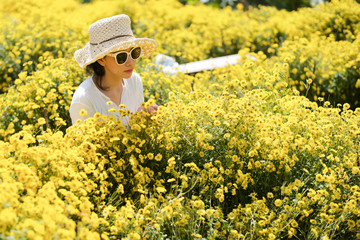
[131,47,141,60]
[116,52,128,65]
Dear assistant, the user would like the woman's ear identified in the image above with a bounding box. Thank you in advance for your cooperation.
[97,57,106,67]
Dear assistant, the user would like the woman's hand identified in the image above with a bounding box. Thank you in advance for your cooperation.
[137,103,158,114]
[146,103,158,114]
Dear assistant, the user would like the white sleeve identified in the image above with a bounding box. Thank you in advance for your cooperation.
[69,102,95,125]
[138,76,145,103]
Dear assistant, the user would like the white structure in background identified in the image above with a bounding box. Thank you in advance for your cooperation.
[154,54,181,75]
[155,53,256,75]
[177,54,241,74]
[311,0,324,6]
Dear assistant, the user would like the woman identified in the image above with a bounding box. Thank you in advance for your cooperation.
[70,14,158,126]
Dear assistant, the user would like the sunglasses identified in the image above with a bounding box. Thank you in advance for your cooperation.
[107,47,142,65]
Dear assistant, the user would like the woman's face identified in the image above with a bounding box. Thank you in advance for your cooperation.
[98,47,137,79]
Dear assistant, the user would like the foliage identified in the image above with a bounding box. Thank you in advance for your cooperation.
[2,65,360,238]
[276,35,360,106]
[179,0,312,10]
[1,0,360,239]
[0,0,84,93]
[0,58,83,139]
[1,0,359,106]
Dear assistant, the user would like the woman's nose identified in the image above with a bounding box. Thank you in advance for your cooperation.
[125,55,136,66]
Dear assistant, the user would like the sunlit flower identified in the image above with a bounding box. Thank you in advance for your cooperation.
[275,199,283,207]
[154,153,162,161]
[37,118,46,125]
[79,109,87,116]
[108,108,117,113]
[147,153,154,160]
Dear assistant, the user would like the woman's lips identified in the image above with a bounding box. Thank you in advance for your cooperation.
[125,69,133,73]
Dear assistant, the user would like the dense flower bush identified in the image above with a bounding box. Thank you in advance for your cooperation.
[179,0,314,10]
[276,34,360,106]
[0,0,85,92]
[1,0,360,239]
[1,0,360,105]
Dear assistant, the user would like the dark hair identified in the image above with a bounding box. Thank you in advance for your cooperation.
[86,61,108,91]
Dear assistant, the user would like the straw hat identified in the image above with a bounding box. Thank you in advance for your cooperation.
[74,14,157,68]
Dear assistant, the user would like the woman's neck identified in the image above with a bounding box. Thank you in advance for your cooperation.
[99,72,124,91]
[93,75,124,106]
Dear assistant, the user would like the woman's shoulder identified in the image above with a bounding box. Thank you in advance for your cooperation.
[72,76,96,102]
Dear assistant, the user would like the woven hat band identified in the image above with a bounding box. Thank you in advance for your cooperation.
[90,34,133,46]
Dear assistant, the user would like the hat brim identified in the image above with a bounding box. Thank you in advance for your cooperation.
[75,37,157,68]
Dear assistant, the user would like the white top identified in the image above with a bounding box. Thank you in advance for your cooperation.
[69,72,144,125]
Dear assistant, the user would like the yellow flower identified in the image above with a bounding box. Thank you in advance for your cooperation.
[315,174,324,182]
[268,233,276,240]
[37,117,46,125]
[274,199,283,207]
[298,200,306,208]
[230,230,239,237]
[291,220,299,228]
[79,109,87,116]
[354,79,360,88]
[167,157,176,166]
[343,103,350,110]
[121,137,128,145]
[156,187,166,193]
[94,112,101,119]
[110,137,120,142]
[127,232,141,240]
[214,120,221,126]
[248,149,257,157]
[36,88,46,97]
[192,234,202,238]
[193,200,204,208]
[108,108,117,113]
[0,208,17,227]
[155,153,162,161]
[160,205,173,219]
[347,218,356,230]
[258,220,266,227]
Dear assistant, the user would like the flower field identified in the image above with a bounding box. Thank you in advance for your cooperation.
[1,0,360,239]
